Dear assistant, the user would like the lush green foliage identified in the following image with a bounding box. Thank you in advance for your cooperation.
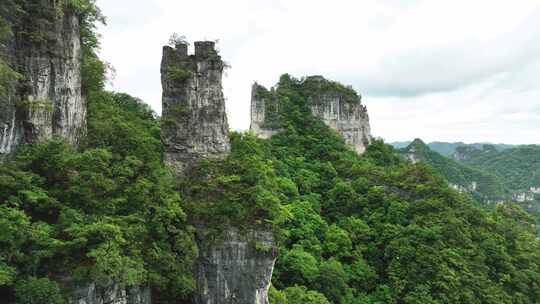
[3,2,540,303]
[395,140,540,222]
[0,0,104,46]
[253,74,361,129]
[398,139,506,202]
[456,145,540,192]
[453,144,540,221]
[269,285,330,304]
[180,131,288,240]
[299,75,361,104]
[14,277,65,304]
[0,2,197,302]
[261,75,540,303]
[0,93,197,302]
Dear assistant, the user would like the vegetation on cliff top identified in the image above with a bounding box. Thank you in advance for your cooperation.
[255,74,362,129]
[262,77,540,303]
[1,1,540,304]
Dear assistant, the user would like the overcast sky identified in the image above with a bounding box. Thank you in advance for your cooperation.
[96,0,540,144]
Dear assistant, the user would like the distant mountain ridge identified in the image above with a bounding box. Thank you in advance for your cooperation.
[396,139,506,203]
[454,144,540,193]
[396,139,540,221]
[390,140,514,156]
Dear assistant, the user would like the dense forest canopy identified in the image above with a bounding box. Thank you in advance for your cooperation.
[455,145,540,192]
[1,1,540,304]
[397,140,540,222]
[258,75,540,303]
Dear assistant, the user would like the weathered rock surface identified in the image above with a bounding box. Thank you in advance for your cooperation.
[161,40,275,304]
[250,78,372,154]
[0,3,86,156]
[194,228,277,304]
[68,283,150,304]
[161,41,230,173]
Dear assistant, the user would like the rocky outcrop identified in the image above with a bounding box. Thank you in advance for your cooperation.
[161,41,230,173]
[68,283,150,304]
[0,2,86,156]
[194,228,277,304]
[450,181,478,193]
[161,40,275,304]
[250,77,372,154]
[512,187,540,203]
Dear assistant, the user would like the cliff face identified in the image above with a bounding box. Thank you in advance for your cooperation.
[309,93,372,154]
[161,41,275,304]
[250,77,372,154]
[194,228,277,304]
[68,284,150,304]
[0,3,86,156]
[161,41,230,173]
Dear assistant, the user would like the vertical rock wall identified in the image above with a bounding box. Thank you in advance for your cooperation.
[249,84,281,140]
[161,41,230,173]
[309,93,372,154]
[161,41,275,304]
[250,79,372,154]
[68,283,151,304]
[194,228,277,304]
[0,3,86,157]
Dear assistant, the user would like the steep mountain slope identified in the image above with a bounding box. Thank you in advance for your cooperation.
[398,140,540,221]
[254,76,540,303]
[454,144,540,216]
[397,139,506,203]
[454,145,540,191]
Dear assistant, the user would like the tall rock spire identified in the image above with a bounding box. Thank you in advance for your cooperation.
[160,40,230,173]
[161,40,275,304]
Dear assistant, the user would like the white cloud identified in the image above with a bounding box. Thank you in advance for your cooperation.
[96,0,540,144]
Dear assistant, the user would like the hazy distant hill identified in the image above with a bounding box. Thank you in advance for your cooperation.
[397,139,507,203]
[390,140,514,156]
[454,144,540,193]
[396,139,540,221]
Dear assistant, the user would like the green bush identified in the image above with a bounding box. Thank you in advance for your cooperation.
[15,277,64,304]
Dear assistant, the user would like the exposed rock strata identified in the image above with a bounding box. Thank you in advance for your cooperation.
[0,3,86,156]
[250,79,372,154]
[68,283,150,304]
[161,41,275,304]
[194,228,277,304]
[161,41,230,173]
